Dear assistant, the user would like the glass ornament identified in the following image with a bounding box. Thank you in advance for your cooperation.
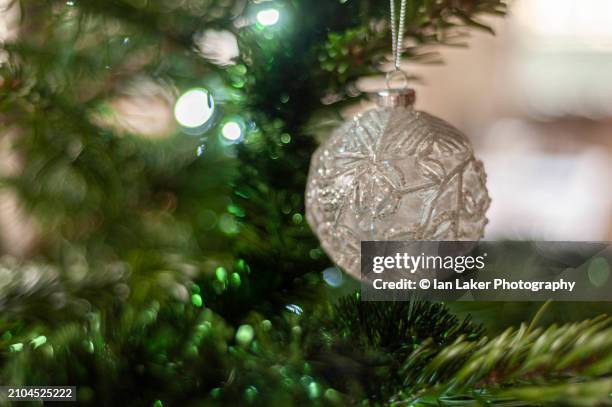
[305,89,491,278]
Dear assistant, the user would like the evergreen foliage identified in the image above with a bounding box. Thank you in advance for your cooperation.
[0,0,610,405]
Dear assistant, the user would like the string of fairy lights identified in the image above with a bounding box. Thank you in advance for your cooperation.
[173,6,281,143]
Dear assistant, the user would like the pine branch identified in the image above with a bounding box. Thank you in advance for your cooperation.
[304,294,484,402]
[499,378,612,407]
[392,315,612,406]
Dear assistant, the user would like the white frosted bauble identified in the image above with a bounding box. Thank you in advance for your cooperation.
[305,90,491,278]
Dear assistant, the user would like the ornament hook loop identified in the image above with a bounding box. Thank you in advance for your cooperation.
[385,69,410,90]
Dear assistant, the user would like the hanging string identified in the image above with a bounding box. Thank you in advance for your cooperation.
[389,0,407,70]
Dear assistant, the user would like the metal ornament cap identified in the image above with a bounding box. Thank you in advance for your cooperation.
[377,88,416,108]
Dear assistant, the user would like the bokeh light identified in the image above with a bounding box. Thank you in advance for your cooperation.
[221,121,242,141]
[194,30,239,66]
[236,324,255,346]
[322,267,343,287]
[174,88,215,128]
[256,9,280,26]
[108,78,175,139]
[285,304,303,315]
[588,257,610,287]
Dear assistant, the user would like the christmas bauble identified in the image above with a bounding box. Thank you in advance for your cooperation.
[305,89,491,278]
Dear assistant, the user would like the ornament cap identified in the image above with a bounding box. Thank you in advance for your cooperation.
[377,89,416,108]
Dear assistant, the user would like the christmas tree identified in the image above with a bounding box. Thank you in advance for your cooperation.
[1,0,611,405]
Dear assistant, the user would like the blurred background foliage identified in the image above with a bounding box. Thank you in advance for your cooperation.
[0,0,611,405]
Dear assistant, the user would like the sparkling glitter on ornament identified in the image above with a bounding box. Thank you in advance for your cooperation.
[305,89,491,278]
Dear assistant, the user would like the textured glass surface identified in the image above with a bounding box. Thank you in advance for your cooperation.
[305,106,491,278]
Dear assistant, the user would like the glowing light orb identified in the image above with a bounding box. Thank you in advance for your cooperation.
[174,88,215,128]
[256,9,280,26]
[221,121,242,141]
